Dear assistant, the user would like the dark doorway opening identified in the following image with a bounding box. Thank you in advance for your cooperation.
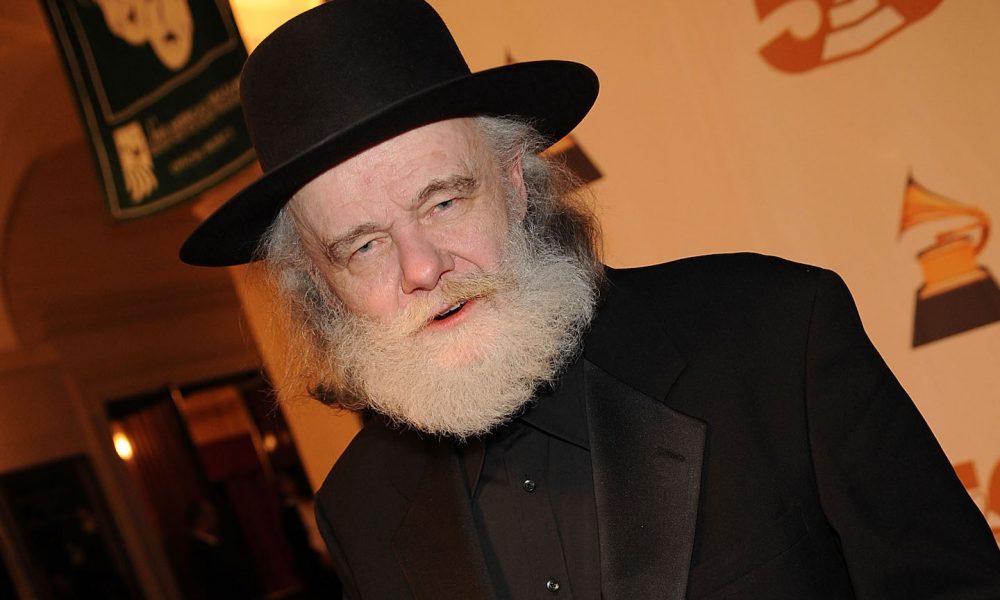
[107,371,338,599]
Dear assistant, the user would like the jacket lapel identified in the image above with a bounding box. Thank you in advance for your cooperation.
[584,272,707,599]
[585,360,706,600]
[391,439,495,600]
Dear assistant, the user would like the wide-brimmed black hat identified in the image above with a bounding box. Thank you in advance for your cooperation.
[180,0,598,266]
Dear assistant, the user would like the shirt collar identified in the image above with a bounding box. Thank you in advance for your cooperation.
[519,354,589,450]
[458,354,590,496]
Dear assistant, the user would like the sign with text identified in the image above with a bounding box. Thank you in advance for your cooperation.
[40,0,255,219]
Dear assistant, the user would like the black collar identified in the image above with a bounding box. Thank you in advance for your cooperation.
[521,354,589,450]
[460,354,589,495]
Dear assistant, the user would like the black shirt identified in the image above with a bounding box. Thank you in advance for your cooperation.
[459,357,601,599]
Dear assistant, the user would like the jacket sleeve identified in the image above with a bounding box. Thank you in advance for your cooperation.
[805,269,1000,598]
[315,497,361,600]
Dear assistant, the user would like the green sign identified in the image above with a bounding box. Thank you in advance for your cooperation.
[41,0,255,219]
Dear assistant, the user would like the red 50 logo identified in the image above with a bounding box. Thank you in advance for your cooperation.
[756,0,942,73]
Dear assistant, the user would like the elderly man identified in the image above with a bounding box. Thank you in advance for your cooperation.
[181,0,1000,598]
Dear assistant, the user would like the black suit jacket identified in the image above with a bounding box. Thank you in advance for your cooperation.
[315,254,1000,599]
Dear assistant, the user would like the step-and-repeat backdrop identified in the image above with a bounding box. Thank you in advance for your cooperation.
[435,0,999,540]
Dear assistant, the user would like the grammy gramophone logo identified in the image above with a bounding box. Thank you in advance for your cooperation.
[899,178,1000,346]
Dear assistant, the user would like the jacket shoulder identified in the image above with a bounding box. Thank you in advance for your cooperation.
[608,252,826,298]
[316,417,424,510]
[601,253,850,360]
[314,419,429,596]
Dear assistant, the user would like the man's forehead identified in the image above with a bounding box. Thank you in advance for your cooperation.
[287,117,501,244]
[296,117,488,199]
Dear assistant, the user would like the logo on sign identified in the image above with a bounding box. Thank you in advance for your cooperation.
[755,0,942,73]
[93,0,195,71]
[113,121,158,202]
[899,178,1000,346]
[954,460,1000,543]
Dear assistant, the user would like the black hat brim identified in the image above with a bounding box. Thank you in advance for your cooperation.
[180,60,598,267]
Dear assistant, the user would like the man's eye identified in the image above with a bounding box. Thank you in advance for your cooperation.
[434,198,456,212]
[353,239,376,256]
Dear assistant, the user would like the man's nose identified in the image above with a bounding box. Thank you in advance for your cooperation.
[397,231,453,294]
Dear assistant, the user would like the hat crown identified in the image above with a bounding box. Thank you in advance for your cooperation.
[241,0,470,171]
[180,0,597,266]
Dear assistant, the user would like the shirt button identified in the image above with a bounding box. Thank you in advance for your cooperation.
[522,479,536,493]
[546,579,560,593]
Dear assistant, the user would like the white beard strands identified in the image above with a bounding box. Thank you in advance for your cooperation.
[320,230,597,438]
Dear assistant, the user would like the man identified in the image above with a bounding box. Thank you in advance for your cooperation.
[181,0,1000,598]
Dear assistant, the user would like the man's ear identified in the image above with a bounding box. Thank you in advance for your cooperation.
[507,152,528,223]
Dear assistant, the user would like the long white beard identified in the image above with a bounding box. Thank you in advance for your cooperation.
[318,230,598,438]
